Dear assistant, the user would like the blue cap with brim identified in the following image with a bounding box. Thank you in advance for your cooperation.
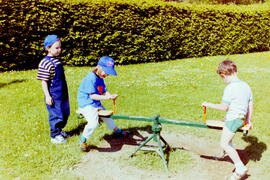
[98,56,117,76]
[44,35,60,49]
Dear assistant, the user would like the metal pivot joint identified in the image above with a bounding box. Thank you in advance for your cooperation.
[130,115,170,172]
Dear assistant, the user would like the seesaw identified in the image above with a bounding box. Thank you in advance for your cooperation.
[76,101,251,171]
[76,99,116,118]
[203,106,251,134]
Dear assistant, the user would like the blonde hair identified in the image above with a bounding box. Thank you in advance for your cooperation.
[92,66,103,76]
[216,60,237,76]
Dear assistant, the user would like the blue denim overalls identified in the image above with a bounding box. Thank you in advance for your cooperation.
[45,56,70,138]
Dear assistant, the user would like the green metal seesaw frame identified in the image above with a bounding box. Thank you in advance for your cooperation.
[77,106,250,172]
[111,114,209,172]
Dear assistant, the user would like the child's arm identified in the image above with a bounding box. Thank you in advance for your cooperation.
[104,91,118,100]
[202,102,229,112]
[41,80,53,106]
[90,92,118,101]
[246,101,253,127]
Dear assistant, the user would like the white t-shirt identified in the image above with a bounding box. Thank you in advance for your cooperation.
[222,80,253,121]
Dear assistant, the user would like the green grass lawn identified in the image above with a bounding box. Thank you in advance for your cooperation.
[1,52,270,179]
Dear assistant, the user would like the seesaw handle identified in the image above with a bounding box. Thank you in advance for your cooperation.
[203,106,207,123]
[113,99,117,114]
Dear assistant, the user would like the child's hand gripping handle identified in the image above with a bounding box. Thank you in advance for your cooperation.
[109,94,118,114]
[242,121,252,136]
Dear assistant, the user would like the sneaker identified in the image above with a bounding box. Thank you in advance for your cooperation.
[79,136,88,152]
[60,131,71,138]
[80,142,88,152]
[230,172,240,180]
[51,135,67,144]
[113,128,129,137]
[231,166,248,180]
[236,166,248,176]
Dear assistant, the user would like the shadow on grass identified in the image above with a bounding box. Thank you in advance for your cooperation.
[199,135,267,179]
[66,121,87,136]
[200,135,267,163]
[68,122,173,167]
[0,79,26,89]
[88,125,152,152]
[240,136,267,163]
[88,125,174,169]
[70,119,177,163]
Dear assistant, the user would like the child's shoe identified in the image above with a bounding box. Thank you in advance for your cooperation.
[113,128,129,137]
[60,131,71,138]
[80,142,88,152]
[51,135,67,144]
[79,136,88,152]
[230,166,248,180]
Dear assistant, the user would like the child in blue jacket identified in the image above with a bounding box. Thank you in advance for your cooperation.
[77,56,128,151]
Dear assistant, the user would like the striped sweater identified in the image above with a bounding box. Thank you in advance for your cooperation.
[37,56,61,81]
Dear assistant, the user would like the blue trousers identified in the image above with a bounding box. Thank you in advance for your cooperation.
[46,98,69,138]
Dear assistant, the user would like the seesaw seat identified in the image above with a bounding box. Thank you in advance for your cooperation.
[206,120,251,132]
[76,109,113,118]
[97,110,113,117]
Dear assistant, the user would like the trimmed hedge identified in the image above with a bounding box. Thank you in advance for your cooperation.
[1,0,270,70]
[0,0,72,70]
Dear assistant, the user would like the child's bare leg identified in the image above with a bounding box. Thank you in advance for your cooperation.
[220,127,242,165]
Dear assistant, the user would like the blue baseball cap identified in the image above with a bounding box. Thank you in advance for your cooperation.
[44,35,60,49]
[97,56,117,76]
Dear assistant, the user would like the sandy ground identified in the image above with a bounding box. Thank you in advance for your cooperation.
[72,129,262,180]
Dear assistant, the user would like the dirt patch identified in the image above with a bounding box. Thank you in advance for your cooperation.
[72,129,255,180]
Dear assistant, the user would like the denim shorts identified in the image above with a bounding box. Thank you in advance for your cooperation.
[225,119,244,133]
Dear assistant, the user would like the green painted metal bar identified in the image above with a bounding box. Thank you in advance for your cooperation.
[109,114,248,171]
[111,114,209,129]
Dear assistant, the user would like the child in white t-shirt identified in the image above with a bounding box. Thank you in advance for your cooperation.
[202,60,253,180]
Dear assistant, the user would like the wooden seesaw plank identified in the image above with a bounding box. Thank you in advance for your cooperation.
[206,120,250,132]
[76,109,113,118]
[98,110,113,117]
